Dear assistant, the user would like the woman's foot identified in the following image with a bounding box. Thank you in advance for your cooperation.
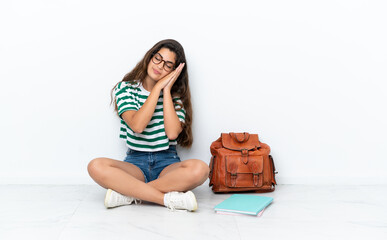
[104,189,141,208]
[163,191,198,211]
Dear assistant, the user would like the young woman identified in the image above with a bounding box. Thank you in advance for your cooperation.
[87,39,209,211]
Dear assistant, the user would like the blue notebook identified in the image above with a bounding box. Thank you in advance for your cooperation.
[214,194,273,216]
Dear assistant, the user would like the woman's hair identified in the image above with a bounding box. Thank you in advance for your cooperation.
[111,39,193,148]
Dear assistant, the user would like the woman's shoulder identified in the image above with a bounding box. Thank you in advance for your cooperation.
[114,80,141,94]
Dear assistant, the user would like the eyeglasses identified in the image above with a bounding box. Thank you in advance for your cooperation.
[151,53,175,72]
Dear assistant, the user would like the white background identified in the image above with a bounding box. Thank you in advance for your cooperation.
[1,0,386,184]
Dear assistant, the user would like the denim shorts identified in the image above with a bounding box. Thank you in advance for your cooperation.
[124,145,181,183]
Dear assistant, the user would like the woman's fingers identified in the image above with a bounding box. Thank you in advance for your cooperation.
[160,69,177,85]
[172,63,185,80]
[169,63,185,84]
[157,63,185,90]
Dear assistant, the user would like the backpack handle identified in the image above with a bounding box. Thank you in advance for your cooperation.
[230,132,250,143]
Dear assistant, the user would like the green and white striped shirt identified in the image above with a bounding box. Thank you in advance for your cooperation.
[114,81,186,152]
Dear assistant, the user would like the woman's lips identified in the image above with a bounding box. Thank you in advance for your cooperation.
[153,68,161,75]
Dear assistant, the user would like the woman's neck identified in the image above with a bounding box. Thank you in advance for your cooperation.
[143,76,156,92]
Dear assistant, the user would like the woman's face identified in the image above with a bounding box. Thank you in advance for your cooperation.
[147,47,176,81]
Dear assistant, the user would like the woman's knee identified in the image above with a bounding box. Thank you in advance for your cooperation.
[186,159,209,182]
[87,158,109,179]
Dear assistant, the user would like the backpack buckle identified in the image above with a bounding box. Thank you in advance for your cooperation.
[241,149,249,164]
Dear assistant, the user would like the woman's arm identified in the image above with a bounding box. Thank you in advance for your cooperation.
[163,90,183,140]
[163,63,185,140]
[121,86,162,133]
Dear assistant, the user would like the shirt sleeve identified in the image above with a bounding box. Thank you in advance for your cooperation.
[173,97,186,123]
[114,82,139,116]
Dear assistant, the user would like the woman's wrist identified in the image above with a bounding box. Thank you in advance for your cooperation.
[152,83,163,95]
[163,87,172,95]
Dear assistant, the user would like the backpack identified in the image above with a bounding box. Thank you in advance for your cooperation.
[209,132,277,193]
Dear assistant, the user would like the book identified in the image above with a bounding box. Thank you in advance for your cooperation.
[214,194,273,216]
[216,208,266,217]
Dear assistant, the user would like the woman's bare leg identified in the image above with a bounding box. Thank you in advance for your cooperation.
[87,158,164,205]
[148,159,209,193]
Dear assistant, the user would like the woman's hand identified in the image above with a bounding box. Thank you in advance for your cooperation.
[164,63,185,92]
[155,63,185,92]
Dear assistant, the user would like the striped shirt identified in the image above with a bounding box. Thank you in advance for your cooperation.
[114,81,186,152]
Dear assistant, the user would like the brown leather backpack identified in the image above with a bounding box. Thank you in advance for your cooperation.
[209,132,277,193]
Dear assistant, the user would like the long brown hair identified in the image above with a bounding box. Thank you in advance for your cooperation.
[111,39,193,148]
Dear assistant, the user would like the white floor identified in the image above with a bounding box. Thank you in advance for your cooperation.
[0,183,386,240]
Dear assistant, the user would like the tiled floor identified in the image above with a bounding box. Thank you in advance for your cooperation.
[0,183,386,240]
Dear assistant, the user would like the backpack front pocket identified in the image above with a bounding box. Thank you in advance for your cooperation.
[225,155,264,188]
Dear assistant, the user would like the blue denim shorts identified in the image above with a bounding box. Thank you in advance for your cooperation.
[124,145,181,183]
